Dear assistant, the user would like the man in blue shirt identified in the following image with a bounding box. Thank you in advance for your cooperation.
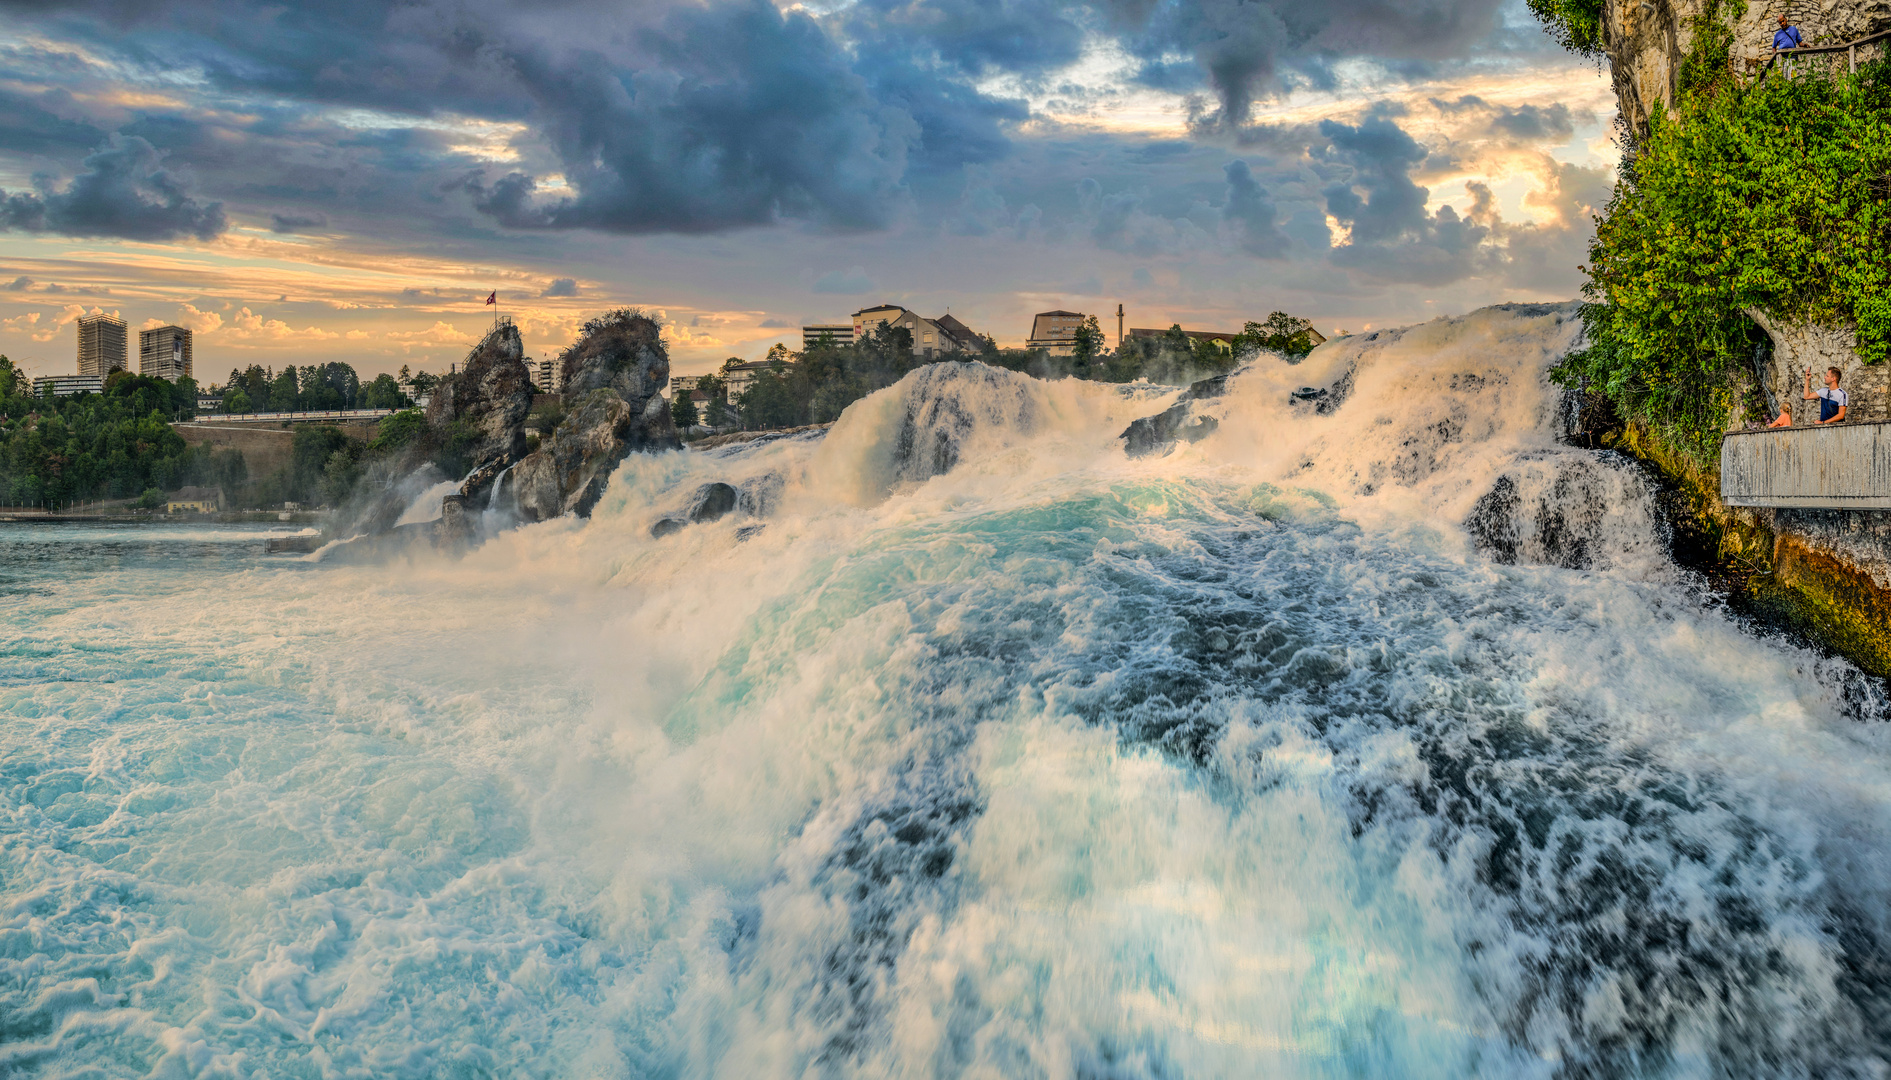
[1803,366,1848,423]
[1776,14,1804,51]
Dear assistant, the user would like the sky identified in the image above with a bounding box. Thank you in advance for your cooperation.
[0,0,1618,383]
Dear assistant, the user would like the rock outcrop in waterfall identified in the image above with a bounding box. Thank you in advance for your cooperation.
[513,310,680,521]
[426,320,534,506]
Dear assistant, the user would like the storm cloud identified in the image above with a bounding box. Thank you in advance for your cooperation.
[0,135,226,241]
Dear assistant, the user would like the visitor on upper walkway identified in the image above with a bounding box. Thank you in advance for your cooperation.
[1803,366,1848,423]
[1767,402,1792,427]
[1775,14,1804,51]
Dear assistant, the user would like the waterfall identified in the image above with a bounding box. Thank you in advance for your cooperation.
[487,462,516,512]
[8,303,1891,1078]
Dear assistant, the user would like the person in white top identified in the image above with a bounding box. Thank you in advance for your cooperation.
[1803,366,1848,424]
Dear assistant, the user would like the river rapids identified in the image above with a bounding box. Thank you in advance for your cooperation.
[4,303,1890,1078]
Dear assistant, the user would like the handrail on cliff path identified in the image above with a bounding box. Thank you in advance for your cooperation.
[1746,28,1891,95]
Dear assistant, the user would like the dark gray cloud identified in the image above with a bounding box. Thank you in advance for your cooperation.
[1317,115,1431,244]
[1222,160,1289,257]
[1101,0,1509,129]
[270,211,327,233]
[540,277,578,297]
[0,0,1529,243]
[759,317,791,328]
[5,276,31,291]
[0,135,226,240]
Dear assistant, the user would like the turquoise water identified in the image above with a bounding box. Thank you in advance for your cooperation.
[4,308,1890,1077]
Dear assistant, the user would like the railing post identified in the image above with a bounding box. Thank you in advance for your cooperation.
[1852,43,1857,73]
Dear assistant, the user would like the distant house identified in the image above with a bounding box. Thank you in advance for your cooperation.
[1129,327,1240,352]
[196,394,222,412]
[1027,310,1090,356]
[167,486,221,513]
[852,304,983,358]
[720,359,789,397]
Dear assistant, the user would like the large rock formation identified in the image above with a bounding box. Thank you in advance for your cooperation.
[427,320,534,503]
[1604,0,1891,136]
[513,311,680,521]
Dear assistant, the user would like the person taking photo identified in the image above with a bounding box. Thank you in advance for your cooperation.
[1804,366,1848,424]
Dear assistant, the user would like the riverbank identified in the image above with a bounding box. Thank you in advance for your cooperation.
[0,509,327,526]
[1603,419,1891,678]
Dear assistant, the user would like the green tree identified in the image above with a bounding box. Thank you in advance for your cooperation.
[137,488,164,511]
[1236,312,1320,360]
[269,367,301,412]
[225,389,252,415]
[671,388,699,429]
[369,409,426,453]
[361,373,408,410]
[1525,0,1604,55]
[1071,315,1105,377]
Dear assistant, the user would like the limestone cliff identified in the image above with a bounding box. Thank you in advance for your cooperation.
[1603,0,1891,135]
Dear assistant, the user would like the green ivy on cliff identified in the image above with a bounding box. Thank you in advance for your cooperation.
[1526,0,1604,56]
[1539,6,1891,463]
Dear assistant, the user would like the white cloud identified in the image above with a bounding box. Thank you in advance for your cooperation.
[224,306,337,342]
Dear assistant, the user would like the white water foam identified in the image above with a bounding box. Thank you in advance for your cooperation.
[4,305,1889,1078]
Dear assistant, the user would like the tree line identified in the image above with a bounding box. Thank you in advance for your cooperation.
[213,362,409,413]
[670,312,1322,433]
[0,357,233,508]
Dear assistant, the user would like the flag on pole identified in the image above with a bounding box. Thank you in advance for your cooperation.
[485,291,497,305]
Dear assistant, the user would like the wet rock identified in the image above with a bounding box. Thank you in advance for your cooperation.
[650,517,685,539]
[515,311,681,522]
[687,482,738,524]
[1187,373,1231,399]
[735,524,766,542]
[434,494,476,550]
[514,390,636,521]
[736,473,784,518]
[1121,402,1220,458]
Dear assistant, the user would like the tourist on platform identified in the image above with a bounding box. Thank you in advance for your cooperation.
[1775,14,1804,51]
[1804,366,1848,423]
[1767,402,1792,427]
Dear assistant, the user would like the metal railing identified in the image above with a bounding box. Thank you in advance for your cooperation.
[1721,419,1891,508]
[187,408,399,425]
[1748,28,1891,93]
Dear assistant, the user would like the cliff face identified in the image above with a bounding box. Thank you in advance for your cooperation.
[1603,0,1891,134]
[426,320,534,503]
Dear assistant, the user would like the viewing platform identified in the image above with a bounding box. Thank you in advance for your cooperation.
[1721,420,1891,509]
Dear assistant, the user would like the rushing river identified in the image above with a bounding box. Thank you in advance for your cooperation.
[4,304,1890,1078]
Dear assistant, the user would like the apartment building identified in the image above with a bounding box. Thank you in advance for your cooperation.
[32,374,104,397]
[851,304,982,358]
[138,325,193,381]
[77,313,128,379]
[801,324,854,350]
[536,358,563,393]
[1026,310,1089,356]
